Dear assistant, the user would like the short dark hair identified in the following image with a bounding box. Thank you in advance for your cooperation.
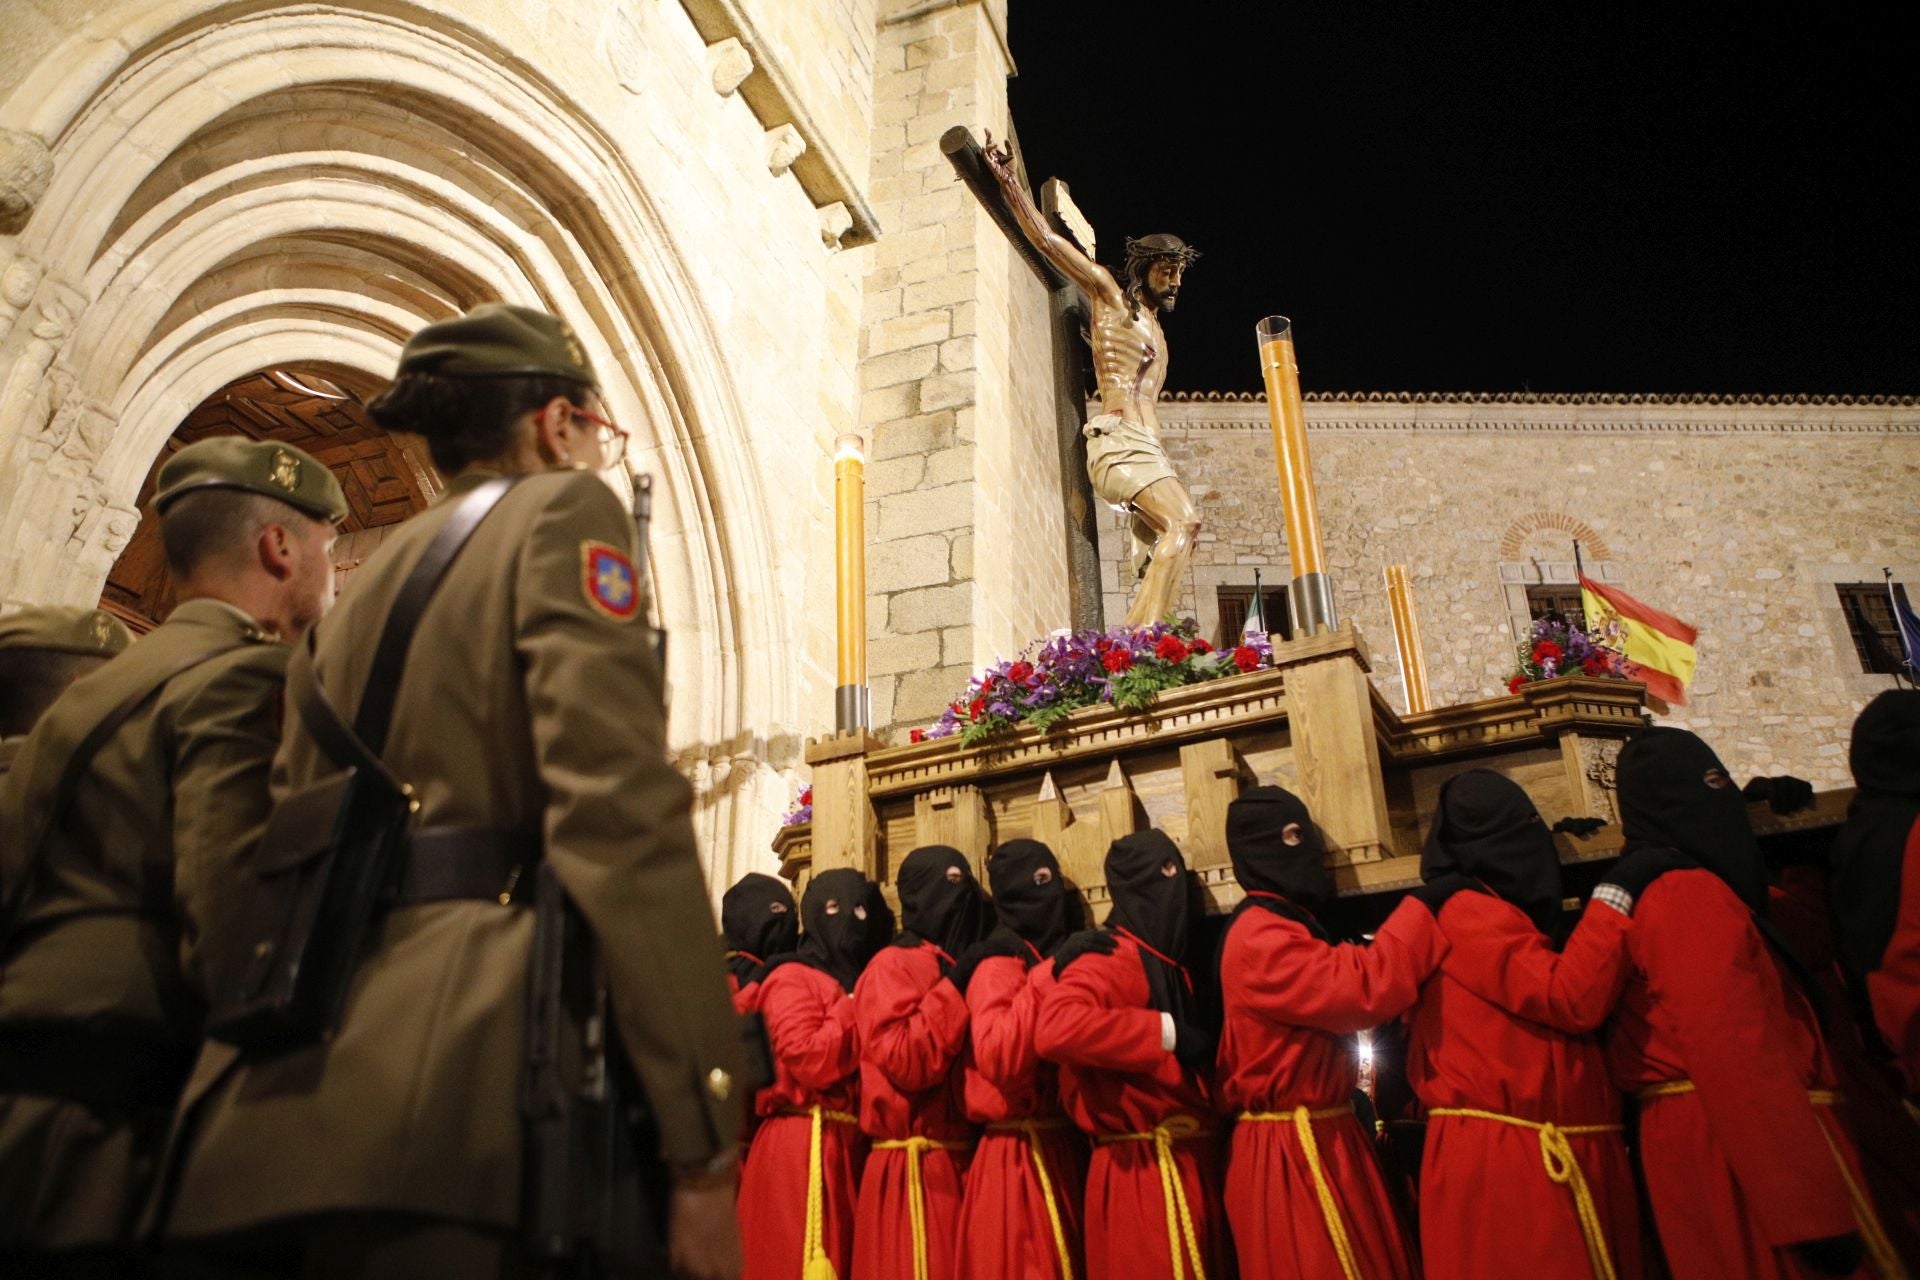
[159,489,308,579]
[365,372,591,474]
[0,649,111,736]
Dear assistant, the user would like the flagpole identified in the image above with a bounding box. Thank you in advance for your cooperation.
[1573,539,1586,583]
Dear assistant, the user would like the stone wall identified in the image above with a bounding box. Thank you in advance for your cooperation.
[857,0,1067,736]
[1095,394,1920,788]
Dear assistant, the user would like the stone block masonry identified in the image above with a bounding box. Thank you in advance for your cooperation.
[1097,394,1920,789]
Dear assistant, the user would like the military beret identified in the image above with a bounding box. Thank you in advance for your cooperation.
[393,303,597,387]
[152,437,347,522]
[0,606,132,657]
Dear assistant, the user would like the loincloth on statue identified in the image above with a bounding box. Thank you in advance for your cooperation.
[1084,412,1181,581]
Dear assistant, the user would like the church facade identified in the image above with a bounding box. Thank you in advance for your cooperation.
[0,1,1909,889]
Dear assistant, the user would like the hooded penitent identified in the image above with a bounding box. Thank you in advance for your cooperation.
[1617,727,1769,914]
[721,872,798,986]
[985,838,1072,958]
[894,844,990,958]
[1104,829,1202,1021]
[1226,784,1332,937]
[795,867,881,993]
[1421,769,1564,935]
[1832,689,1920,979]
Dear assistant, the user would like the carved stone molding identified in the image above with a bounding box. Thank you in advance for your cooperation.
[0,128,53,234]
[765,124,806,177]
[1579,738,1621,822]
[706,37,752,96]
[817,201,853,251]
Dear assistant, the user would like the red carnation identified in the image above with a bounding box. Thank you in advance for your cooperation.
[1102,648,1134,674]
[799,787,812,806]
[1192,638,1213,654]
[1580,655,1609,677]
[1008,660,1035,683]
[1095,637,1113,653]
[1232,645,1261,673]
[1531,639,1564,665]
[910,728,926,743]
[969,697,986,720]
[1154,634,1191,663]
[1507,674,1527,695]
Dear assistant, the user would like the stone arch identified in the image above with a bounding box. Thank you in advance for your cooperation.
[0,1,795,884]
[1498,511,1612,563]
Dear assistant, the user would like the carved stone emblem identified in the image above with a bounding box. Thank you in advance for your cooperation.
[1580,738,1621,822]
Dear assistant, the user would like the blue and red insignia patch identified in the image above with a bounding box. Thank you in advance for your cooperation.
[581,540,640,621]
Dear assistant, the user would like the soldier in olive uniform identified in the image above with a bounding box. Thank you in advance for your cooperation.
[0,439,344,1274]
[0,607,133,778]
[159,305,745,1280]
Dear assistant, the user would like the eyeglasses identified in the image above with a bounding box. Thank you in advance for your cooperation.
[568,406,631,467]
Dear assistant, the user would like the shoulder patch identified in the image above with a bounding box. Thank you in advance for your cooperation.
[581,540,640,622]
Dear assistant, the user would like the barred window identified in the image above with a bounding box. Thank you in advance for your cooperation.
[1217,585,1291,649]
[1525,584,1587,630]
[1836,582,1913,675]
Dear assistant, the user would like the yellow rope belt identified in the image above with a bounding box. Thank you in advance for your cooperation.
[871,1134,972,1280]
[782,1107,859,1280]
[1238,1105,1363,1280]
[986,1119,1077,1280]
[1427,1107,1623,1280]
[1635,1080,1908,1280]
[1096,1115,1213,1280]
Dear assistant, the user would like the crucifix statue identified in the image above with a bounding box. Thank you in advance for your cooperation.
[982,133,1201,627]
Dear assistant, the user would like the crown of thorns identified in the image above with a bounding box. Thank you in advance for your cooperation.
[1122,235,1201,267]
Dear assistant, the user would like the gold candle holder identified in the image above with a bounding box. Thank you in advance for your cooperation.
[834,434,869,731]
[1256,316,1338,635]
[1384,564,1432,713]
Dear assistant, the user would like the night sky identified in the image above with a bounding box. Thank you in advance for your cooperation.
[1003,8,1918,396]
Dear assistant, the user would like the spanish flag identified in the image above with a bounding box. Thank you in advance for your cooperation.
[1579,574,1699,707]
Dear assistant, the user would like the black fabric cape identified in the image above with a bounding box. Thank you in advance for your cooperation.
[791,867,879,993]
[721,872,797,987]
[986,838,1071,960]
[1225,784,1332,942]
[892,844,990,958]
[1102,829,1202,1024]
[1832,690,1920,978]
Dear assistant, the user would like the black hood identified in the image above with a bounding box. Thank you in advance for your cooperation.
[1618,727,1768,914]
[795,867,880,992]
[1422,770,1563,935]
[894,844,990,958]
[987,838,1071,958]
[721,872,797,985]
[1833,690,1920,978]
[1103,829,1204,1021]
[1227,785,1332,921]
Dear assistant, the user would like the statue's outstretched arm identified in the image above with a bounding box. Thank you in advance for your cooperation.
[983,134,1120,305]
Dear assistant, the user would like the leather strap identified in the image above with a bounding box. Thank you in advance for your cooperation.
[0,638,250,951]
[395,826,540,905]
[292,476,517,777]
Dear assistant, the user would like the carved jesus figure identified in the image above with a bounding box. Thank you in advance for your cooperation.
[984,133,1200,627]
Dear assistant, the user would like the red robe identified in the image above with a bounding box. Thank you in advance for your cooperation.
[854,941,974,1280]
[740,962,866,1280]
[1218,897,1441,1280]
[1608,868,1878,1279]
[1867,817,1920,1099]
[1409,893,1644,1280]
[1035,934,1224,1280]
[955,946,1088,1280]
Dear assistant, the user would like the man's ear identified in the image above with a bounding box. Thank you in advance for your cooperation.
[258,522,295,582]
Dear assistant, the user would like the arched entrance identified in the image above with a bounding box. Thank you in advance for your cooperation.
[0,2,800,886]
[101,368,436,633]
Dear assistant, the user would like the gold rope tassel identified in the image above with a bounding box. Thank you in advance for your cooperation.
[1637,1082,1908,1280]
[796,1106,857,1280]
[988,1119,1076,1280]
[1238,1105,1363,1280]
[1097,1115,1211,1280]
[1427,1108,1621,1280]
[873,1135,970,1280]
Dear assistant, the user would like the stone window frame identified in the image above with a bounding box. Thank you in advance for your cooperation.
[1499,558,1624,649]
[1805,563,1920,690]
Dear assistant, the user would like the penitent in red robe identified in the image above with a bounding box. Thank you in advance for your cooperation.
[1409,893,1645,1280]
[1218,896,1441,1280]
[1608,867,1881,1280]
[853,940,974,1280]
[739,962,866,1280]
[1035,934,1224,1280]
[1868,818,1920,1101]
[954,946,1088,1280]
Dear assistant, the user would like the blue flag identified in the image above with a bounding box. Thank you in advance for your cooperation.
[1892,579,1920,675]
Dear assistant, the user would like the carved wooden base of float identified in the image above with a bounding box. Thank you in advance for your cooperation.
[773,627,1846,908]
